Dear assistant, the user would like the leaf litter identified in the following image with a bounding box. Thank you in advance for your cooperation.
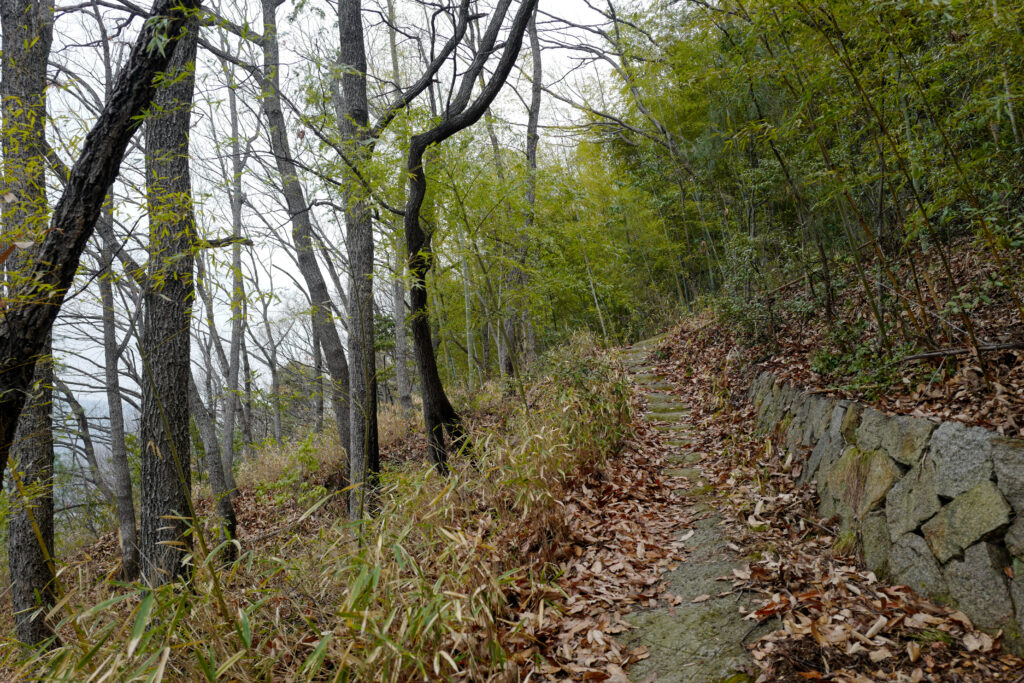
[637,317,1024,682]
[509,389,694,680]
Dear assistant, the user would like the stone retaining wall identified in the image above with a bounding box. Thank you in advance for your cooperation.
[749,372,1024,652]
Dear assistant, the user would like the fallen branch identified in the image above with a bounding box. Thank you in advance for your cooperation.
[903,341,1024,362]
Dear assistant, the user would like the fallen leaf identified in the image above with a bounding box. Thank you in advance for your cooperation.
[868,647,893,662]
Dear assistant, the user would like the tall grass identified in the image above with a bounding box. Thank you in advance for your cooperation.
[1,334,631,681]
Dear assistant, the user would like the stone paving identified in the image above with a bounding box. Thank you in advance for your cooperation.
[617,337,761,683]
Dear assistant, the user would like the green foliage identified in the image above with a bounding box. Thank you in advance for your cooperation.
[809,322,922,399]
[580,0,1024,366]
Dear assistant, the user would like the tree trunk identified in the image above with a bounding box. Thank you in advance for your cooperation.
[2,0,58,647]
[312,324,325,432]
[139,19,199,586]
[261,0,351,480]
[403,0,537,467]
[393,250,413,411]
[98,222,140,579]
[253,290,285,443]
[220,79,246,488]
[460,238,476,387]
[54,377,112,504]
[7,349,57,647]
[385,3,412,413]
[337,0,379,519]
[194,254,237,492]
[481,323,491,376]
[522,10,542,365]
[240,333,255,451]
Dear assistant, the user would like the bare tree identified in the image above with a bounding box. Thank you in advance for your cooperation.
[44,2,142,578]
[53,377,112,505]
[522,8,542,363]
[0,0,202,485]
[386,0,413,413]
[403,0,538,469]
[188,375,237,563]
[218,67,250,490]
[337,0,379,519]
[260,0,352,480]
[97,224,141,579]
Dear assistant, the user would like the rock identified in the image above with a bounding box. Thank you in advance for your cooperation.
[785,396,811,454]
[826,447,901,521]
[840,402,864,443]
[860,511,891,578]
[785,425,805,461]
[1006,517,1024,561]
[802,395,834,446]
[1008,572,1024,656]
[882,417,936,467]
[929,422,995,499]
[944,542,1014,631]
[819,486,839,520]
[921,481,1011,563]
[751,374,776,426]
[776,383,796,417]
[886,460,941,541]
[750,373,772,407]
[850,407,934,467]
[890,533,948,597]
[758,381,789,433]
[856,407,890,453]
[800,404,847,487]
[991,436,1024,512]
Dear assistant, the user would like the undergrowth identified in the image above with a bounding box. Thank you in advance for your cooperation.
[0,334,631,681]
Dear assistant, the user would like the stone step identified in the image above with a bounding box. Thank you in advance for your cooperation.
[644,411,689,422]
[647,405,688,417]
[647,408,689,418]
[654,423,692,434]
[627,333,669,350]
[624,515,765,682]
[638,381,674,392]
[646,404,688,414]
[667,451,701,466]
[645,390,679,399]
[645,397,684,409]
[666,466,702,480]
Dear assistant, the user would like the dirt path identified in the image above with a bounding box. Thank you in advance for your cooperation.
[617,337,766,683]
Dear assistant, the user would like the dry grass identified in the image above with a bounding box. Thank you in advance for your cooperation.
[234,429,347,492]
[377,399,424,451]
[0,334,631,682]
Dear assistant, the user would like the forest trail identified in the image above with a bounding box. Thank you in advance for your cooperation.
[617,336,764,683]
